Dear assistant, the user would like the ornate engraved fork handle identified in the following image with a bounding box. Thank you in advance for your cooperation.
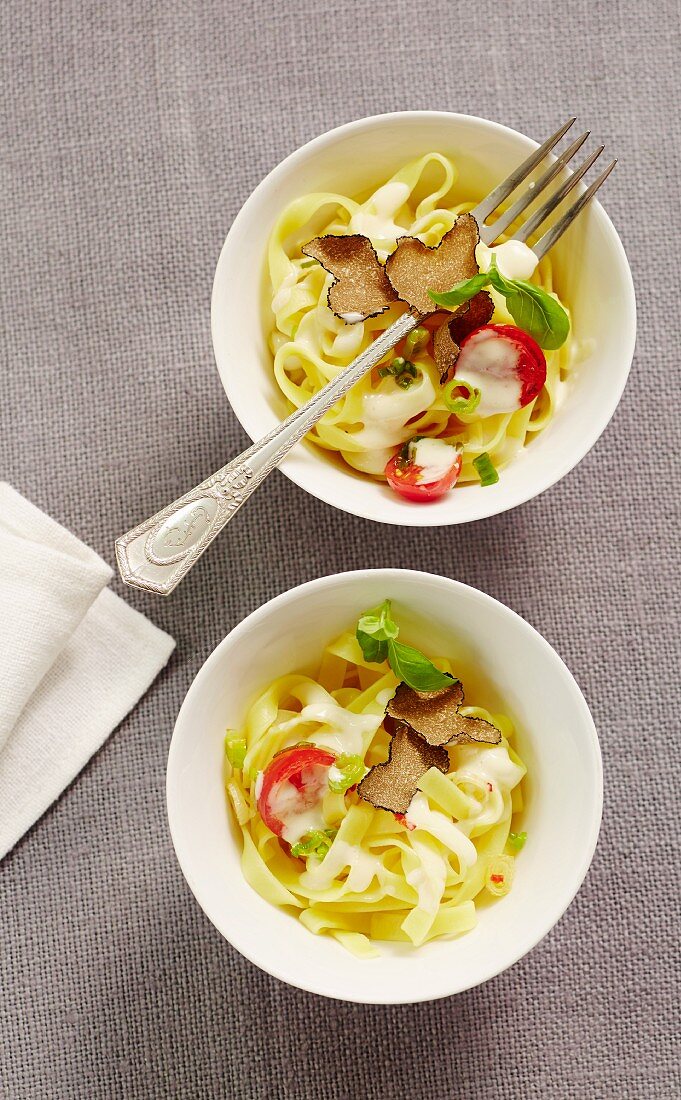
[115,310,419,595]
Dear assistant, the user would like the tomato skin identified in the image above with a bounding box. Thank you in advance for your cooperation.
[458,324,546,410]
[257,745,335,837]
[384,447,462,502]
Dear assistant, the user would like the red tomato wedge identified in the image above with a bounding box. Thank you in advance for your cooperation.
[257,745,336,838]
[454,324,546,416]
[385,438,463,502]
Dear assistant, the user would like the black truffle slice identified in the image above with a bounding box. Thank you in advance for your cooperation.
[384,213,480,316]
[301,234,398,321]
[357,723,449,815]
[434,291,495,384]
[386,681,501,748]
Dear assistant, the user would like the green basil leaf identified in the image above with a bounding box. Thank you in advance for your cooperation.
[502,279,570,350]
[357,599,399,640]
[427,271,491,310]
[485,255,511,293]
[387,640,454,692]
[356,600,399,662]
[487,255,569,350]
[356,632,388,664]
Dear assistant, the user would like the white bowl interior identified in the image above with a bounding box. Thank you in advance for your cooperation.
[167,570,602,1003]
[212,112,635,526]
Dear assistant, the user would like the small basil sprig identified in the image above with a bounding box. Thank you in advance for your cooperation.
[428,256,569,351]
[356,600,453,692]
[356,600,399,663]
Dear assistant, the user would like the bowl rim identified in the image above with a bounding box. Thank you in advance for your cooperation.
[210,110,637,528]
[166,568,604,1003]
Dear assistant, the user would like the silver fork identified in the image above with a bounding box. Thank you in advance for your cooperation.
[116,118,616,595]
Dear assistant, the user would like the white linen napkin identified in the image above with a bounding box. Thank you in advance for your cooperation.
[0,484,175,859]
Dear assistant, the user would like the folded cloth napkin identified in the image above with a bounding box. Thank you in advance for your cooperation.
[0,484,175,860]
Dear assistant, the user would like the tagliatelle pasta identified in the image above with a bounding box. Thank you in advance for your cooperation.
[267,153,574,484]
[224,630,526,957]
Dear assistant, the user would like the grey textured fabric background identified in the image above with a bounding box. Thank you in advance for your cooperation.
[1,1,679,1097]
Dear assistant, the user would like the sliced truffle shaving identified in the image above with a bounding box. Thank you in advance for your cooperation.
[386,680,501,748]
[384,213,480,315]
[434,291,496,384]
[357,723,449,815]
[301,234,398,321]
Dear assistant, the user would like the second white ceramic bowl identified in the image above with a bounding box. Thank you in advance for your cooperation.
[211,111,635,526]
[167,569,602,1003]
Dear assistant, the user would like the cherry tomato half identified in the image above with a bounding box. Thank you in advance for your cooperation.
[257,745,336,837]
[384,441,462,502]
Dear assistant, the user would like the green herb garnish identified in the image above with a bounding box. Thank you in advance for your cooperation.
[328,754,367,793]
[508,831,527,851]
[290,828,336,859]
[427,255,569,350]
[404,326,429,357]
[396,372,415,389]
[300,259,318,268]
[224,731,247,769]
[443,378,481,416]
[378,357,418,388]
[356,600,453,692]
[473,452,499,486]
[356,599,399,663]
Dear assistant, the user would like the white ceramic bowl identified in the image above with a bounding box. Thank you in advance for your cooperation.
[211,111,635,526]
[167,570,602,1003]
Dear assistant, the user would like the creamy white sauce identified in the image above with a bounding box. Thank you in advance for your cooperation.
[409,437,459,483]
[406,834,447,914]
[271,270,297,313]
[349,182,411,245]
[454,743,525,790]
[301,839,382,893]
[406,793,478,870]
[327,765,343,786]
[340,311,366,324]
[454,328,522,416]
[347,372,438,475]
[451,744,525,833]
[292,701,381,758]
[332,323,364,360]
[476,240,539,281]
[270,764,330,845]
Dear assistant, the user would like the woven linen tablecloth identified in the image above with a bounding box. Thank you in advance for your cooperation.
[1,2,679,1097]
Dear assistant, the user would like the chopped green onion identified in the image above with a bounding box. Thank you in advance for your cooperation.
[224,731,247,769]
[443,378,481,416]
[404,326,429,357]
[300,259,317,268]
[290,829,336,859]
[390,356,407,373]
[508,831,527,851]
[396,372,415,389]
[473,452,499,486]
[328,754,367,793]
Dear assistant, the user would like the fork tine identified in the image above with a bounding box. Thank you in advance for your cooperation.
[471,117,576,224]
[532,160,617,259]
[513,145,605,243]
[480,131,590,245]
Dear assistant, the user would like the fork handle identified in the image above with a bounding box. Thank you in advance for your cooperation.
[115,310,419,595]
